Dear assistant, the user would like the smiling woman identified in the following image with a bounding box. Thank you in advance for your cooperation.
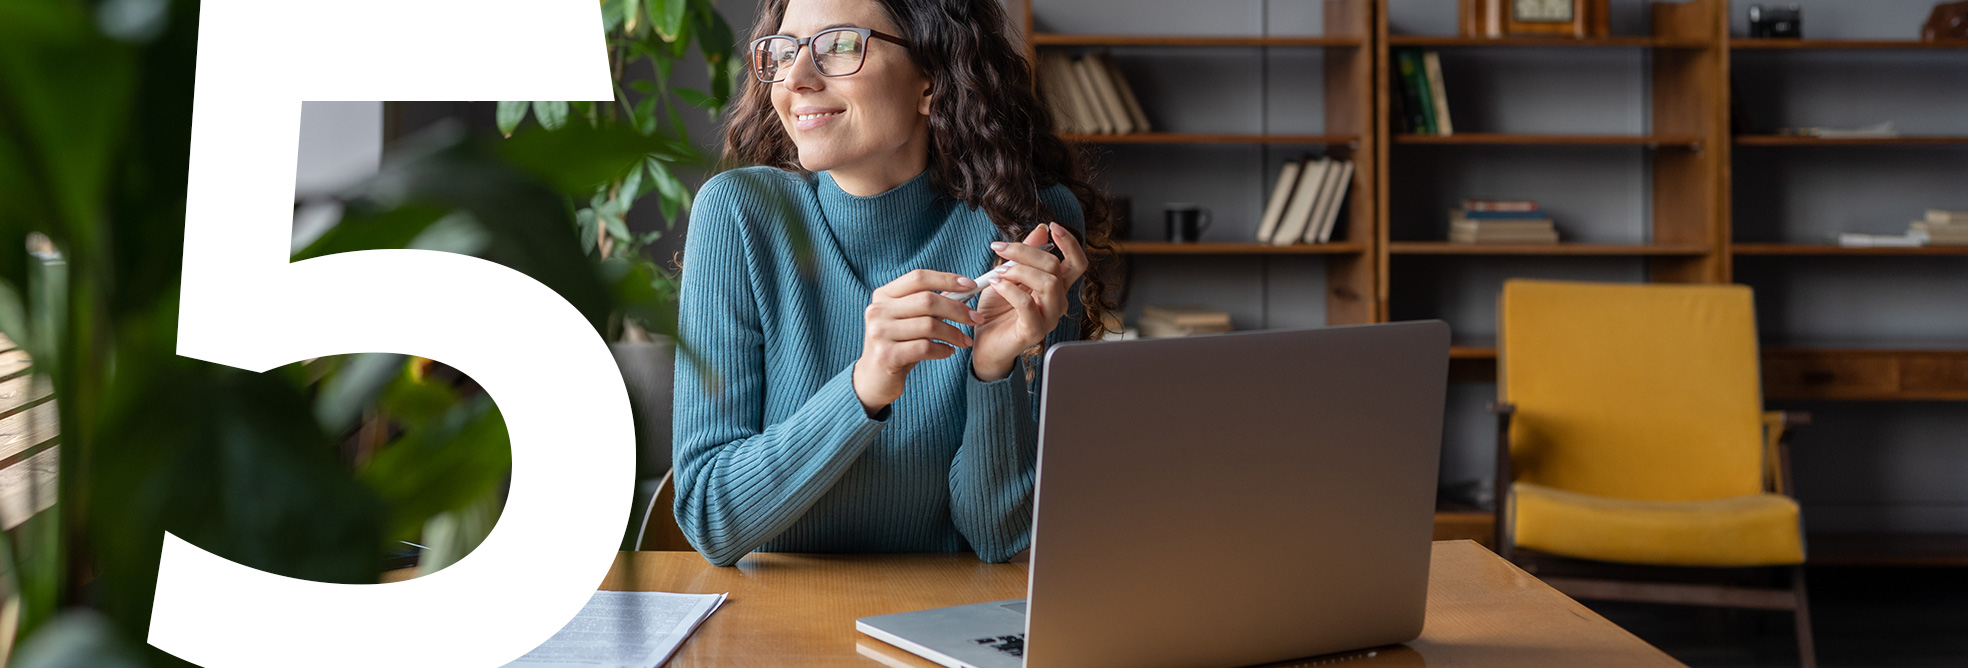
[671,0,1119,566]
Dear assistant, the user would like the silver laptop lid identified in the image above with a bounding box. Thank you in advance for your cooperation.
[1023,321,1449,668]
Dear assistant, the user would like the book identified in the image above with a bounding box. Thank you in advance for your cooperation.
[1306,159,1355,244]
[1036,53,1077,133]
[1461,199,1540,213]
[1255,158,1306,243]
[1454,209,1549,220]
[1388,63,1412,134]
[1080,52,1135,134]
[1071,55,1118,134]
[1422,51,1453,136]
[1396,49,1437,135]
[1912,221,1968,245]
[1098,53,1153,133]
[1140,306,1233,338]
[1927,209,1968,224]
[1448,209,1557,244]
[1272,158,1332,246]
[1043,53,1096,134]
[1836,232,1922,248]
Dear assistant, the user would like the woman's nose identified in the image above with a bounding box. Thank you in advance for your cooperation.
[782,45,824,90]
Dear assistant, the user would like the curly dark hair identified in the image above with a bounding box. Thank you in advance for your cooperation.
[722,0,1119,341]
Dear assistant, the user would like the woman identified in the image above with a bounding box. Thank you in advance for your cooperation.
[672,0,1117,567]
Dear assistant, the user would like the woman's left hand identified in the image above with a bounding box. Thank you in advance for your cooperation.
[971,222,1088,381]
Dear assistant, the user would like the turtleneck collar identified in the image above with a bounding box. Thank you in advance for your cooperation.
[816,168,950,275]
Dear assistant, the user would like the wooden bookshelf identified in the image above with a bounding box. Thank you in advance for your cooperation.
[1387,35,1709,48]
[1732,38,1968,50]
[1021,0,1968,563]
[1388,242,1711,255]
[1022,0,1380,326]
[1732,243,1968,256]
[1115,242,1367,255]
[1030,34,1364,48]
[1734,135,1968,146]
[1060,132,1358,145]
[1395,133,1702,147]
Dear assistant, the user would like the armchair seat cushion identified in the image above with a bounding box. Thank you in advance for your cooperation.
[1513,482,1806,567]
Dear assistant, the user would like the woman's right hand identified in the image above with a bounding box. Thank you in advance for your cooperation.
[853,269,986,416]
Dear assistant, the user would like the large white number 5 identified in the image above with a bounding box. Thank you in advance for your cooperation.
[151,1,627,666]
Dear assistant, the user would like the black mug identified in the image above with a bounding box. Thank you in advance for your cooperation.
[1166,204,1212,243]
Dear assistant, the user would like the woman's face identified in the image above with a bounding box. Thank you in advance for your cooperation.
[770,0,931,180]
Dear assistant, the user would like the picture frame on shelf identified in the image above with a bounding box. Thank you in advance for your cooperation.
[1460,0,1610,38]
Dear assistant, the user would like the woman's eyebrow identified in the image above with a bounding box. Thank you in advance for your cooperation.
[779,22,862,36]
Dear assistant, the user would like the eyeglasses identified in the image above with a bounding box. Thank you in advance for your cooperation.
[749,27,911,83]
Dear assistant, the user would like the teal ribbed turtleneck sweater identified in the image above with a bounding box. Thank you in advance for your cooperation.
[672,166,1085,566]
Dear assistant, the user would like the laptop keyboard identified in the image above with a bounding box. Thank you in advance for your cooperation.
[971,634,1024,657]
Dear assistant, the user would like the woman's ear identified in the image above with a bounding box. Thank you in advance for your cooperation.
[917,79,933,116]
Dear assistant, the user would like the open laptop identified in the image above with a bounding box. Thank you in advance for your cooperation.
[856,321,1449,668]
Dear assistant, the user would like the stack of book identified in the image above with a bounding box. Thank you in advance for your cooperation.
[1255,156,1355,246]
[1449,200,1558,244]
[1038,51,1152,136]
[1138,306,1232,339]
[1391,48,1452,136]
[1913,210,1968,245]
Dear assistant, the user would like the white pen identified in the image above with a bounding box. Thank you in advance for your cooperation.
[941,243,1056,302]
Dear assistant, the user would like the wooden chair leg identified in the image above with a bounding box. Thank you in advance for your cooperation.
[1792,565,1817,668]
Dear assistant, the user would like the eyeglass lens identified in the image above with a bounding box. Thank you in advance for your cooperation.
[754,29,867,82]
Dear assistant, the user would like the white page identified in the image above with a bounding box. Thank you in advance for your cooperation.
[504,590,727,668]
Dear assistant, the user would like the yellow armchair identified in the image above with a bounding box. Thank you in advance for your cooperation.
[1493,279,1816,667]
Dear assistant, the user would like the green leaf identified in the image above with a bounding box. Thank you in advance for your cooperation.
[496,123,688,195]
[633,96,659,135]
[495,100,529,137]
[359,395,511,543]
[575,208,600,255]
[292,203,449,261]
[694,2,737,73]
[629,80,655,95]
[650,0,687,41]
[619,162,647,204]
[622,0,642,34]
[531,100,569,131]
[644,157,690,221]
[674,88,715,109]
[313,353,409,434]
[600,0,627,32]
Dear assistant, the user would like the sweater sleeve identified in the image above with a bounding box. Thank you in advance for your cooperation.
[670,178,886,567]
[946,189,1088,562]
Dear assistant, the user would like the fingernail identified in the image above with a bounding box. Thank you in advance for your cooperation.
[970,311,984,324]
[994,265,1009,274]
[991,241,1007,251]
[957,277,975,288]
[1051,222,1064,234]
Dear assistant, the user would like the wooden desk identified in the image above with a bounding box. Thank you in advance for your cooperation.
[587,540,1683,667]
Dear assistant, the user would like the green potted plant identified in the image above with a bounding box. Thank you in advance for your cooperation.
[491,0,743,544]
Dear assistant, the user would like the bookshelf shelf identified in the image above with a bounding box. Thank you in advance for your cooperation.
[1388,242,1712,256]
[1061,133,1359,146]
[1732,38,1968,50]
[1387,35,1710,49]
[1115,242,1366,255]
[1732,243,1968,256]
[1396,133,1703,147]
[1733,135,1968,146]
[1031,34,1364,48]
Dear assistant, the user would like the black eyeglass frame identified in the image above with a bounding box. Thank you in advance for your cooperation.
[748,27,911,83]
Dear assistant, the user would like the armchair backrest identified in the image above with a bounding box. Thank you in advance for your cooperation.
[1498,280,1765,502]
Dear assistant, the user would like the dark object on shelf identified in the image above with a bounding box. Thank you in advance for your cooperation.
[1925,1,1968,42]
[1164,203,1212,243]
[1748,4,1802,38]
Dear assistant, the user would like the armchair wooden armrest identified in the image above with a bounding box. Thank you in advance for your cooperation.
[1762,411,1810,498]
[1491,402,1517,558]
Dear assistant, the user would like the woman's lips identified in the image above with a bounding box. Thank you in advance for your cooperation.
[795,109,843,131]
